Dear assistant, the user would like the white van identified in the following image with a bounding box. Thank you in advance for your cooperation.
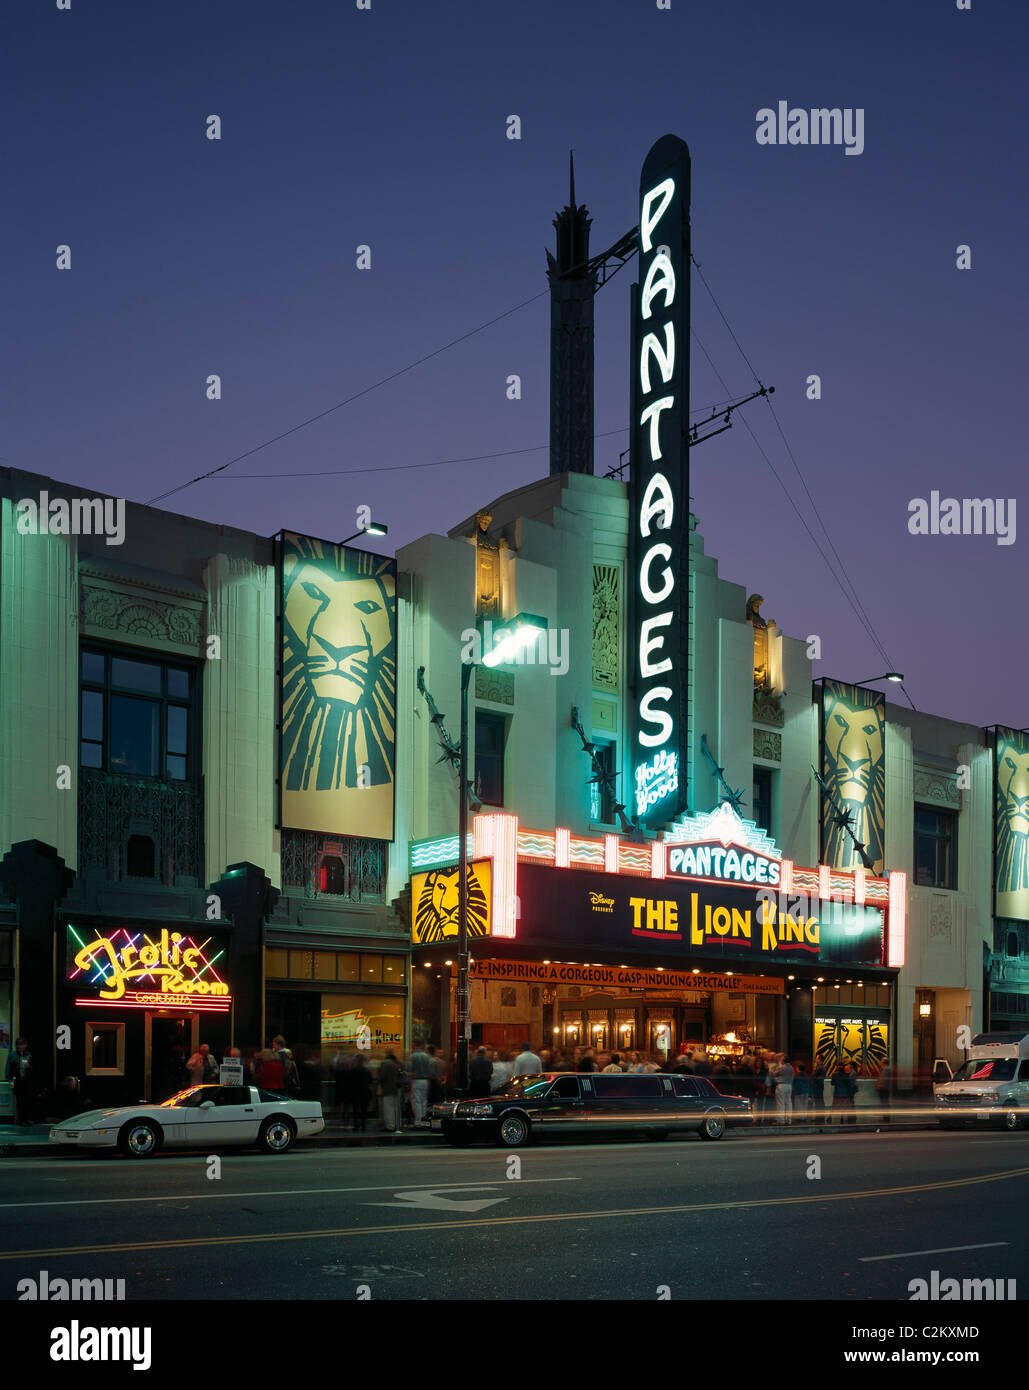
[935,1030,1029,1130]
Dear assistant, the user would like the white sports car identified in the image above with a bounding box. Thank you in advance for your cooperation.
[48,1083,325,1157]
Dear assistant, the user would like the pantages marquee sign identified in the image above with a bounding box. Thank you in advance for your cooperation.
[665,802,782,886]
[630,135,691,830]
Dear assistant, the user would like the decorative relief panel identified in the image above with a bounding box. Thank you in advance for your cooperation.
[80,579,203,652]
[913,767,960,809]
[928,894,952,944]
[592,563,619,692]
[754,729,781,762]
[475,665,513,705]
[752,692,784,728]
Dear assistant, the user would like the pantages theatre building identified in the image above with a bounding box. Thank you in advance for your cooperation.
[1,135,1027,1113]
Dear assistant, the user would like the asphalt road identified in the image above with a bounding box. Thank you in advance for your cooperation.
[2,1129,1026,1301]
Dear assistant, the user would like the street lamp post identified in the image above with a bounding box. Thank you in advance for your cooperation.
[455,613,547,1092]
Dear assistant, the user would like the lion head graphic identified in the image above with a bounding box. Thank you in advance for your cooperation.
[996,729,1029,915]
[281,534,396,798]
[821,682,885,874]
[413,865,490,945]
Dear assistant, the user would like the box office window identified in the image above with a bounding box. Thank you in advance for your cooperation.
[265,948,403,986]
[914,806,957,889]
[337,954,360,983]
[84,1022,125,1076]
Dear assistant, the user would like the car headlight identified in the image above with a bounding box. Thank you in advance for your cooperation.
[472,1105,493,1116]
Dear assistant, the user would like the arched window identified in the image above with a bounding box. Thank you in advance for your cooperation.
[1007,931,1020,959]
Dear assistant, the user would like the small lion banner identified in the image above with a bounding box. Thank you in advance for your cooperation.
[995,727,1029,922]
[279,532,397,840]
[411,861,492,945]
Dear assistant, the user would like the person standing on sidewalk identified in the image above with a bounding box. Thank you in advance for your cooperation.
[350,1054,372,1132]
[6,1039,35,1126]
[407,1044,432,1127]
[831,1063,857,1123]
[774,1056,795,1125]
[512,1042,542,1076]
[792,1063,809,1118]
[378,1050,402,1133]
[875,1060,893,1123]
[809,1058,827,1120]
[468,1046,493,1097]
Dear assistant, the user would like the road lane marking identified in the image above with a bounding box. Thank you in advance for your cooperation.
[367,1187,508,1212]
[0,1176,579,1212]
[859,1241,1010,1262]
[3,1164,1026,1260]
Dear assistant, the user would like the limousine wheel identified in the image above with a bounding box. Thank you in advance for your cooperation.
[699,1111,725,1141]
[497,1113,530,1148]
[1002,1110,1021,1132]
[118,1120,161,1158]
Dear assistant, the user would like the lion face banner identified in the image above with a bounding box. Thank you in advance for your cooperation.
[279,532,397,840]
[411,861,492,946]
[820,680,886,875]
[995,727,1029,921]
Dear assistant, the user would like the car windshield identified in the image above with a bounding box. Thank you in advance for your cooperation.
[950,1059,1017,1082]
[159,1087,212,1108]
[492,1074,555,1098]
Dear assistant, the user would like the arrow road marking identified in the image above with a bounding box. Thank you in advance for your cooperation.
[367,1186,508,1212]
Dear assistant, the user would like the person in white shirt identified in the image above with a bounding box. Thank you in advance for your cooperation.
[512,1042,542,1076]
[490,1050,513,1092]
[602,1053,626,1073]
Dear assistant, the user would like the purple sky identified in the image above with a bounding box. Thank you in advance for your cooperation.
[7,0,1027,728]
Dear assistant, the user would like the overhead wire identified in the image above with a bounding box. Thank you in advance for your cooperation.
[690,253,915,709]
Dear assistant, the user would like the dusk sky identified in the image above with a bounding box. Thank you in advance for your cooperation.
[7,0,1026,729]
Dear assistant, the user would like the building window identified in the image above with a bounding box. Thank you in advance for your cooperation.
[914,806,957,889]
[589,741,617,825]
[475,713,506,807]
[1007,932,1020,959]
[753,768,774,836]
[84,1022,125,1076]
[80,648,198,782]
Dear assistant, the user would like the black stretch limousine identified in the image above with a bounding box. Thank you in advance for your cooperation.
[433,1071,754,1147]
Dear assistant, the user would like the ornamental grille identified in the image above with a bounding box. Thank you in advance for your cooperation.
[78,767,203,885]
[280,829,385,901]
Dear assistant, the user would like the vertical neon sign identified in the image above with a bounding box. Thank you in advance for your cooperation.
[630,135,691,828]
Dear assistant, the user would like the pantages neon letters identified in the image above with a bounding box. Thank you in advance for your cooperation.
[631,136,690,829]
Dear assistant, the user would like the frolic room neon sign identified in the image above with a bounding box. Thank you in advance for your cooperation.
[69,927,231,1012]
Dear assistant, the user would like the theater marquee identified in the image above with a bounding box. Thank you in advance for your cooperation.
[470,959,784,994]
[514,863,884,967]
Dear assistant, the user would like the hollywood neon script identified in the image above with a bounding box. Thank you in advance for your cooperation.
[634,173,680,805]
[635,749,679,814]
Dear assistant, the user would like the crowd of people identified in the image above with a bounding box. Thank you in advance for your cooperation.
[4,1031,887,1130]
